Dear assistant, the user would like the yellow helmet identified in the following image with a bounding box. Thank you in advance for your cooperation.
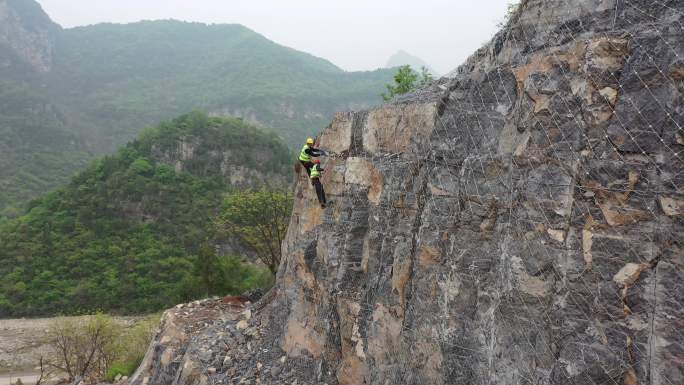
[306,138,314,145]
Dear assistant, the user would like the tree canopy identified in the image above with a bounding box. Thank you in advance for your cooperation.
[216,188,293,274]
[382,65,434,101]
[0,113,289,317]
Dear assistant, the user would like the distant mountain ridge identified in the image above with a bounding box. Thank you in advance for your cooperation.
[385,49,438,75]
[0,0,394,213]
[0,112,286,317]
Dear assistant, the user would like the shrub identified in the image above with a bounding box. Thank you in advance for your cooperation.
[120,314,160,362]
[45,313,120,382]
[46,313,161,384]
[104,362,137,382]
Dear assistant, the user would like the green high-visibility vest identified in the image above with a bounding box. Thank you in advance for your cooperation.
[310,164,321,178]
[299,144,312,162]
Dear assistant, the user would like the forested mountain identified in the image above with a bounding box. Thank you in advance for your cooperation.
[0,112,289,317]
[0,0,393,213]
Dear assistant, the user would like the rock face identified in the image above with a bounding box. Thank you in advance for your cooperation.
[0,0,58,72]
[150,136,288,189]
[133,0,683,384]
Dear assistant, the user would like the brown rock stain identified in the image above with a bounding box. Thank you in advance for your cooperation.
[479,200,499,232]
[345,157,385,205]
[391,256,413,309]
[293,250,316,289]
[586,37,630,72]
[319,112,353,154]
[429,183,452,197]
[513,55,555,90]
[367,304,402,362]
[584,171,651,227]
[598,203,651,226]
[624,368,638,385]
[659,196,684,217]
[582,215,597,270]
[613,261,656,315]
[299,199,323,233]
[415,339,444,383]
[670,64,684,81]
[598,86,619,106]
[513,42,585,92]
[418,245,441,267]
[336,300,368,385]
[337,355,368,385]
[364,103,437,154]
[282,316,325,358]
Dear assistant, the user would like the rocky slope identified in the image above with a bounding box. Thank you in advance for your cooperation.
[131,0,683,384]
[0,0,58,72]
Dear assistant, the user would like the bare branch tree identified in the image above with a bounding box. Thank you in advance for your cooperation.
[45,315,120,383]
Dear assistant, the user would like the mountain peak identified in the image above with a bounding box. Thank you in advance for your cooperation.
[385,49,437,75]
[0,0,60,72]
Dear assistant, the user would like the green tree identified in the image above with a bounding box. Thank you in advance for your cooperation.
[382,65,433,101]
[194,243,225,296]
[128,157,153,175]
[216,188,293,274]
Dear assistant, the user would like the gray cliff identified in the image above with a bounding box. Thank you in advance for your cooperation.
[0,0,58,72]
[130,0,683,384]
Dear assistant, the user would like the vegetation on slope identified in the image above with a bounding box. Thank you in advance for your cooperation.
[0,90,89,216]
[0,1,394,212]
[0,112,291,317]
[0,43,89,216]
[48,20,392,148]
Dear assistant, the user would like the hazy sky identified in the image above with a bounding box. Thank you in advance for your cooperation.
[36,0,511,74]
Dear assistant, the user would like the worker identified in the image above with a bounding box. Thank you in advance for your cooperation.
[298,137,325,176]
[310,159,327,208]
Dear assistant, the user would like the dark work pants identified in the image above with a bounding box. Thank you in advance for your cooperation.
[311,178,326,205]
[300,161,313,176]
